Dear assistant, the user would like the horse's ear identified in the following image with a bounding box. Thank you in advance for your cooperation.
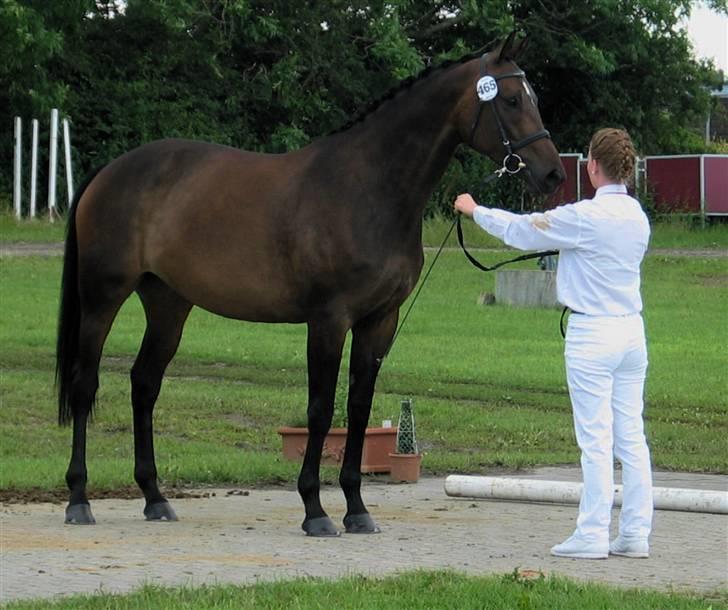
[497,30,518,64]
[515,35,529,60]
[497,31,529,63]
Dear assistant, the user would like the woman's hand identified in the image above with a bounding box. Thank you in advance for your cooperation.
[454,193,478,217]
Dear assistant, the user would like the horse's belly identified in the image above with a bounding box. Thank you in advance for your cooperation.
[157,266,307,323]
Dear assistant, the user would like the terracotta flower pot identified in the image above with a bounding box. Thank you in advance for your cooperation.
[277,426,397,473]
[388,452,422,483]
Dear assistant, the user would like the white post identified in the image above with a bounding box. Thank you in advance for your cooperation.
[13,117,22,219]
[30,119,39,218]
[705,113,711,144]
[48,108,59,221]
[62,118,74,206]
[576,156,583,201]
[700,155,706,219]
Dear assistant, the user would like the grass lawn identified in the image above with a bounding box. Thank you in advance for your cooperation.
[1,237,726,493]
[0,212,66,243]
[4,570,726,610]
[1,217,726,608]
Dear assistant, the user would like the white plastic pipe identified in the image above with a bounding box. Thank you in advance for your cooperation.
[13,116,22,219]
[48,108,59,221]
[62,118,74,205]
[444,475,728,515]
[30,119,39,218]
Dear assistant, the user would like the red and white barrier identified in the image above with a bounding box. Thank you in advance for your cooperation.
[545,153,727,217]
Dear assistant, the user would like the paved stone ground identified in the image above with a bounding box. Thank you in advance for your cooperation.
[1,467,726,603]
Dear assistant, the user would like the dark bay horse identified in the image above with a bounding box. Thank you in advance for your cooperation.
[56,34,564,536]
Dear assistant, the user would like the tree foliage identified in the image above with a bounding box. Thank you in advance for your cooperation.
[1,0,724,211]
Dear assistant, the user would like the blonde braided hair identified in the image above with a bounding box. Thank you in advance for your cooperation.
[589,128,636,184]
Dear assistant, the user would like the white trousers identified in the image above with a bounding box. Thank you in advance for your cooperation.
[565,313,653,543]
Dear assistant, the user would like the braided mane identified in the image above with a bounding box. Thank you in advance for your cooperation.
[330,48,487,135]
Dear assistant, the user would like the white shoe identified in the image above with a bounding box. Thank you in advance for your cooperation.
[550,535,608,559]
[610,535,649,558]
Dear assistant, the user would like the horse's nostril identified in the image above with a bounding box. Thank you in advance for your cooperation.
[547,169,565,187]
[542,168,565,193]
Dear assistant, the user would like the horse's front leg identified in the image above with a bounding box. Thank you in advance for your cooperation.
[341,310,398,534]
[299,319,348,536]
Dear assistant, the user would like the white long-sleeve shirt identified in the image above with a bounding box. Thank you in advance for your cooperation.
[472,184,650,316]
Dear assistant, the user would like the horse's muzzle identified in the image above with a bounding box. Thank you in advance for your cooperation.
[540,167,566,195]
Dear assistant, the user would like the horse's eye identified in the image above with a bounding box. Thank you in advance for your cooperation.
[506,96,519,108]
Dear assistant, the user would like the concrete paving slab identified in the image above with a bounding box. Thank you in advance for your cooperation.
[1,469,726,602]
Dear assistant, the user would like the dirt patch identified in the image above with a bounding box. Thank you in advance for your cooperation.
[648,248,728,258]
[0,486,223,505]
[0,243,64,257]
[695,273,728,287]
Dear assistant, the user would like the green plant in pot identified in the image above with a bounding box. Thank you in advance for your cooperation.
[277,376,397,473]
[389,398,422,483]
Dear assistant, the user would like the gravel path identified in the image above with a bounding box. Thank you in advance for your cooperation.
[2,467,726,602]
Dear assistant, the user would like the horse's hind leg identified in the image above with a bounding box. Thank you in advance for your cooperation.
[65,284,133,524]
[131,275,192,521]
[341,309,398,534]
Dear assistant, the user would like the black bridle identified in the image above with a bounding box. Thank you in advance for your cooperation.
[468,53,552,176]
[458,53,557,272]
[384,56,564,359]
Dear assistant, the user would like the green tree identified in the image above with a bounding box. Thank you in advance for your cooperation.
[400,0,724,212]
[0,1,84,196]
[1,0,723,212]
[510,0,723,154]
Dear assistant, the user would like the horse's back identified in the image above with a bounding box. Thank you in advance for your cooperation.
[74,139,312,321]
[74,137,421,326]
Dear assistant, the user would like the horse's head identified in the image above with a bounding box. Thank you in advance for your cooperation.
[458,33,565,195]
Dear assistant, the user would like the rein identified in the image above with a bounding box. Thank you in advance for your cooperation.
[384,170,559,360]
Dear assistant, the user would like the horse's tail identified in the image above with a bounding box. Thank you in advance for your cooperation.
[56,166,105,426]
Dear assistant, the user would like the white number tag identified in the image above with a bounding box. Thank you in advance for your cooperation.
[476,76,498,101]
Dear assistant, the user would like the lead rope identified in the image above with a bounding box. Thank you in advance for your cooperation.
[454,159,558,272]
[382,165,563,361]
[382,54,561,359]
[381,169,501,361]
[456,214,557,272]
[382,218,457,360]
[559,306,569,339]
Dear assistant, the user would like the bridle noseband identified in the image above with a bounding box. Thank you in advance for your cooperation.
[468,53,552,178]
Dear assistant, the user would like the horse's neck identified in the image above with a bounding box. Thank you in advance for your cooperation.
[316,66,467,219]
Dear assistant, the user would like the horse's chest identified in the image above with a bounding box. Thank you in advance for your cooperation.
[347,253,422,310]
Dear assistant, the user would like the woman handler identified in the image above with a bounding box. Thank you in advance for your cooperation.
[454,128,653,560]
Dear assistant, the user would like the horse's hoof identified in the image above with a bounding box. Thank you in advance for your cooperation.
[144,501,178,521]
[343,513,381,534]
[65,503,96,525]
[302,516,340,537]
